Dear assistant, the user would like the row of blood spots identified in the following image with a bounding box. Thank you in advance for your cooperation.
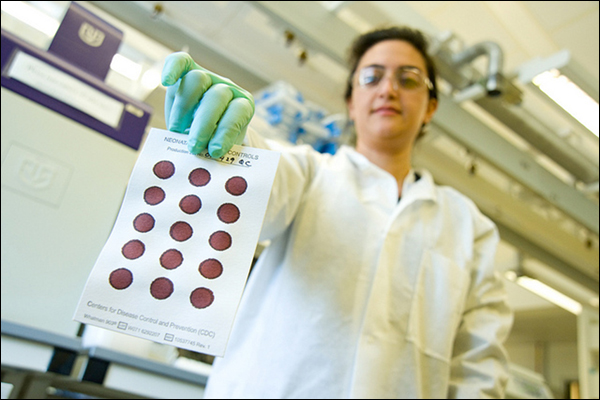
[117,240,181,302]
[159,250,224,280]
[111,232,216,307]
[108,160,249,309]
[153,160,248,195]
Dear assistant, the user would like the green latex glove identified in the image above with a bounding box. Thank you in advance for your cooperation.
[161,52,255,157]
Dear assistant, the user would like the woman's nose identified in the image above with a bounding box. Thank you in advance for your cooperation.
[377,74,400,96]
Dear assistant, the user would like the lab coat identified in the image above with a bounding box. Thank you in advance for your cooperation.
[204,127,513,399]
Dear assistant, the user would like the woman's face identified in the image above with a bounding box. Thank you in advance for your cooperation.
[347,40,437,151]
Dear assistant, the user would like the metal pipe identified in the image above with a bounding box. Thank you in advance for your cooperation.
[451,41,504,96]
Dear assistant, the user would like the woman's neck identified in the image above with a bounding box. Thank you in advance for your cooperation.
[356,141,413,197]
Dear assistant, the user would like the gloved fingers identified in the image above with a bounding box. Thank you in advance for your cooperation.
[187,83,234,155]
[164,82,180,130]
[234,125,248,145]
[207,97,254,158]
[161,52,200,86]
[207,128,246,159]
[207,75,255,114]
[162,52,201,131]
[166,69,212,133]
[161,51,255,152]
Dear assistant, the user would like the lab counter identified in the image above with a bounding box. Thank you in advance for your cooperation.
[1,320,210,399]
[1,320,82,372]
[80,346,209,398]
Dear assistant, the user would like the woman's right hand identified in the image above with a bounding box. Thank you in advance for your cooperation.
[161,52,255,158]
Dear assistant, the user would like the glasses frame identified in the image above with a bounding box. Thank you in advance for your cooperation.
[355,65,434,92]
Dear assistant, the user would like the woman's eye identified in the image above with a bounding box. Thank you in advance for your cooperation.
[400,75,420,89]
[364,75,379,85]
[359,68,383,86]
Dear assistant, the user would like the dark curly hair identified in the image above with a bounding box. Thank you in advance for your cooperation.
[344,26,438,102]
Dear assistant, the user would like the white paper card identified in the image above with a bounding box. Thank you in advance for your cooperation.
[74,128,280,356]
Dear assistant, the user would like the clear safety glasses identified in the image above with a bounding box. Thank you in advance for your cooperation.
[356,65,433,92]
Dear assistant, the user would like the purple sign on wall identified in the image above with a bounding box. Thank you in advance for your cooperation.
[48,2,123,81]
[2,29,152,150]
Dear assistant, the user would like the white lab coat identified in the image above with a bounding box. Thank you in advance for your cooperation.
[204,128,513,399]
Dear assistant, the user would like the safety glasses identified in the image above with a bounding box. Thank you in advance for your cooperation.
[356,65,433,92]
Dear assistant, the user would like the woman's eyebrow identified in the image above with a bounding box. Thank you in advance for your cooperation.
[363,63,424,72]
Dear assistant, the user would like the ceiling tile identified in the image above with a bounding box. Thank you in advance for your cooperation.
[523,1,599,32]
[552,10,600,81]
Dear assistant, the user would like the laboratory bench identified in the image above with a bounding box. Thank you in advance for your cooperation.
[1,320,210,399]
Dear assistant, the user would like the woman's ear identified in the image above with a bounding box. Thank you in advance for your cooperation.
[423,98,438,125]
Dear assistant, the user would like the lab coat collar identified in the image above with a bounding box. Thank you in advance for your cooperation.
[401,168,437,205]
[338,145,438,206]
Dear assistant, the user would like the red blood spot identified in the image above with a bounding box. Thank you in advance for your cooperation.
[225,176,247,196]
[150,277,174,300]
[209,231,232,251]
[179,194,201,214]
[153,160,175,179]
[109,268,133,290]
[160,249,183,270]
[199,258,223,279]
[190,287,214,309]
[122,239,145,259]
[133,213,155,232]
[217,203,240,224]
[144,186,165,205]
[170,221,193,242]
[189,168,211,187]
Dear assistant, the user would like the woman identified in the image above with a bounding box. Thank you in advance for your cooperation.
[162,26,512,399]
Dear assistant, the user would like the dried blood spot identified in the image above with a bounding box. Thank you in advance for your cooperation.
[122,239,145,259]
[190,287,214,309]
[179,194,201,214]
[160,249,183,270]
[109,268,133,290]
[225,176,247,196]
[199,258,223,279]
[189,168,211,187]
[170,221,193,242]
[150,277,174,300]
[153,160,175,179]
[133,213,155,232]
[209,231,232,251]
[144,186,165,205]
[217,203,240,224]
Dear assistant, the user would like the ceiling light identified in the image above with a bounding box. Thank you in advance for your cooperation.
[532,69,599,138]
[141,68,161,91]
[515,275,583,315]
[1,1,60,37]
[320,1,348,12]
[110,54,142,81]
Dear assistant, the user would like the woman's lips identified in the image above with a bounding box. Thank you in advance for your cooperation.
[372,107,401,115]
